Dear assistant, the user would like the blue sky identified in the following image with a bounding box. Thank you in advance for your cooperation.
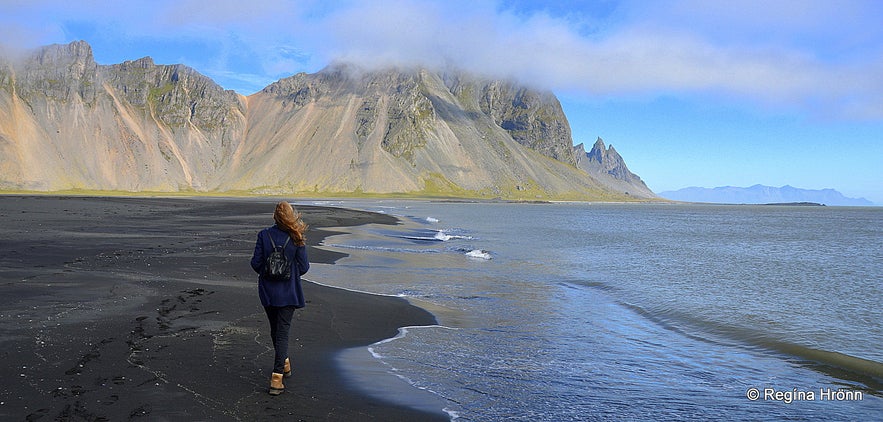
[2,0,881,203]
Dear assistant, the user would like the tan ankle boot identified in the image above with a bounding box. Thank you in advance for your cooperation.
[283,358,292,378]
[269,372,284,395]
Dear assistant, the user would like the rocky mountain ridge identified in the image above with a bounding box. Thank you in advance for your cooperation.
[0,41,655,200]
[575,138,654,198]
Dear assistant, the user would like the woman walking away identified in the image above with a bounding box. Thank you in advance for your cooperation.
[250,201,310,395]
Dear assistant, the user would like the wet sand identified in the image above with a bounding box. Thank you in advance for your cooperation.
[0,196,449,421]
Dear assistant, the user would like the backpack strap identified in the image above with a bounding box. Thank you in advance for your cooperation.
[267,229,278,249]
[267,228,291,250]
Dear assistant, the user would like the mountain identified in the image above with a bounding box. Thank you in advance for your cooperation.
[0,41,246,191]
[574,138,654,198]
[659,185,874,206]
[0,41,655,200]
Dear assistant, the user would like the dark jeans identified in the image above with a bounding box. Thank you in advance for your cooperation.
[264,305,296,373]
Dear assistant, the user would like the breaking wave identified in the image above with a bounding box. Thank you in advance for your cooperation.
[398,229,472,242]
[465,250,492,260]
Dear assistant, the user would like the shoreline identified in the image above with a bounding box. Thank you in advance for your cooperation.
[0,189,664,204]
[0,195,449,421]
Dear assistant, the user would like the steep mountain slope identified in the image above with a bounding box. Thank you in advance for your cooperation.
[0,41,246,191]
[0,41,655,200]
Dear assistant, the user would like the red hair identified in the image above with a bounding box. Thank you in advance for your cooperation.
[274,201,308,246]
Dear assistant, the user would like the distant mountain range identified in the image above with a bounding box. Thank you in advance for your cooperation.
[659,185,874,206]
[0,41,655,200]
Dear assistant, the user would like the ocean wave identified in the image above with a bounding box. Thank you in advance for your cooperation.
[324,243,440,254]
[395,289,425,298]
[611,295,883,391]
[759,340,883,387]
[449,245,492,260]
[337,325,457,419]
[399,229,473,242]
[465,249,492,260]
[306,278,404,298]
[369,325,460,359]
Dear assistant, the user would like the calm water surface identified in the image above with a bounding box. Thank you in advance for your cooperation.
[305,201,882,421]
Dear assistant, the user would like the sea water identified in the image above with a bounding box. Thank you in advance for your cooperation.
[305,201,882,420]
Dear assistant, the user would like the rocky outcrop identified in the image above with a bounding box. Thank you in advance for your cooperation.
[103,57,245,132]
[442,74,575,165]
[574,138,655,198]
[0,41,654,200]
[13,40,101,104]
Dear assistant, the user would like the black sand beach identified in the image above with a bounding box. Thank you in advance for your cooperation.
[0,196,449,421]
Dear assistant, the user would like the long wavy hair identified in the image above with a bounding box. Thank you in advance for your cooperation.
[273,201,308,246]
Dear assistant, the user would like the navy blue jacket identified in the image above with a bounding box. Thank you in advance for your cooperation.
[251,225,310,308]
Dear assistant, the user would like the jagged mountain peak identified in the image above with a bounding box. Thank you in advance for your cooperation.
[574,137,655,198]
[587,137,625,168]
[586,137,607,162]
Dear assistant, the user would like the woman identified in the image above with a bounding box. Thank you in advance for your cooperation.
[250,201,310,395]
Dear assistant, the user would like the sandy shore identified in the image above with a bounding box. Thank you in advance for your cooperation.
[0,196,449,421]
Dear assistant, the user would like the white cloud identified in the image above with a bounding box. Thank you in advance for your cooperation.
[307,0,883,119]
[2,0,881,118]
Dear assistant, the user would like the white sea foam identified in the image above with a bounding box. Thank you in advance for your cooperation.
[338,325,457,420]
[374,325,458,346]
[325,243,439,254]
[368,325,459,359]
[400,229,471,242]
[426,217,440,223]
[465,249,492,260]
[436,230,473,241]
[367,346,384,359]
[306,277,403,298]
